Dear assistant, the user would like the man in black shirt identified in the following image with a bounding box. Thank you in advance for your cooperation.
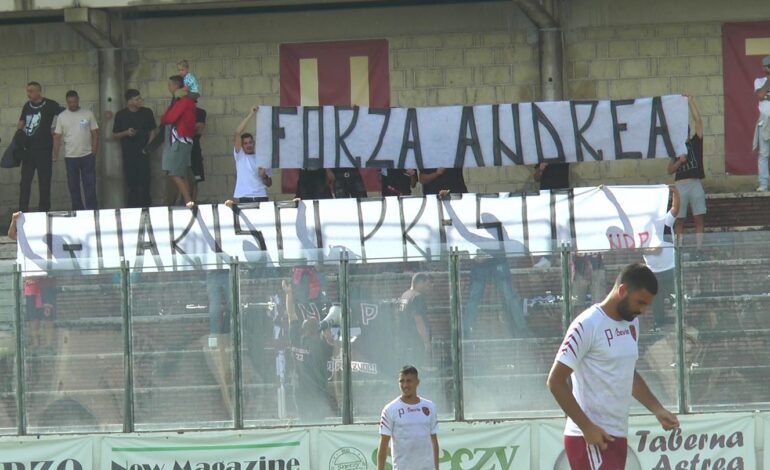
[381,169,417,196]
[295,169,332,200]
[667,95,706,258]
[112,89,157,208]
[328,168,367,198]
[419,168,467,196]
[17,82,63,212]
[534,162,570,190]
[396,273,432,369]
[190,107,207,201]
[533,162,570,269]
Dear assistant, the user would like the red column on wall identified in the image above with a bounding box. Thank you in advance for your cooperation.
[279,39,391,194]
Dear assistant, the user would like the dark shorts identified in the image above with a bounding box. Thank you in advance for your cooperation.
[564,435,628,470]
[191,148,205,182]
[25,291,56,321]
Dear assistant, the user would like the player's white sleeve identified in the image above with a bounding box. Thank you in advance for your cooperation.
[556,318,592,371]
[430,402,438,434]
[379,406,393,436]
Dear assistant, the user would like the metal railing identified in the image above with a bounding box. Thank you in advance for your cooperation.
[0,231,766,434]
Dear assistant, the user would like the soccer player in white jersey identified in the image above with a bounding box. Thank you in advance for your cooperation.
[547,263,679,469]
[377,365,439,470]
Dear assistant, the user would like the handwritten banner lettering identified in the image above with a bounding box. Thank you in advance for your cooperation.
[255,96,689,169]
[16,186,669,273]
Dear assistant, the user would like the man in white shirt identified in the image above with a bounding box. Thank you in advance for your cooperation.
[753,55,770,191]
[53,90,99,210]
[226,106,272,205]
[642,185,679,330]
[378,365,439,470]
[547,263,679,469]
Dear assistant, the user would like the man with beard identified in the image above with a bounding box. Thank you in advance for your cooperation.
[547,263,679,470]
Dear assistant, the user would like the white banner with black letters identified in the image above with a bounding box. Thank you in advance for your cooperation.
[16,185,668,273]
[256,96,688,168]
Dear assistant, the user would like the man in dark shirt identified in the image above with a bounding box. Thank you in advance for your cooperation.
[17,81,63,212]
[667,95,706,258]
[295,169,332,200]
[533,162,570,269]
[328,168,367,198]
[381,169,417,196]
[534,162,570,190]
[112,89,158,208]
[190,107,207,200]
[397,273,432,369]
[419,168,467,196]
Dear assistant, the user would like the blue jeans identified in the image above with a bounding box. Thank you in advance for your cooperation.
[463,257,531,337]
[65,154,98,210]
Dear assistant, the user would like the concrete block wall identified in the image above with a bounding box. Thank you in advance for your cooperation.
[564,21,734,190]
[122,5,542,203]
[0,0,766,217]
[122,39,282,205]
[0,24,98,220]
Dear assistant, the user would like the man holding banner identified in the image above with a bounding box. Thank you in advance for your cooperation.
[547,263,679,469]
[754,56,770,191]
[419,168,467,196]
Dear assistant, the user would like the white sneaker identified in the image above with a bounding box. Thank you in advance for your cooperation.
[757,186,768,192]
[533,257,551,269]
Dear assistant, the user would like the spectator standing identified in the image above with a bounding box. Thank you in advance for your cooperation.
[190,106,207,201]
[327,168,367,198]
[17,82,63,212]
[533,162,570,269]
[295,316,337,421]
[753,55,770,191]
[463,251,532,339]
[226,106,272,204]
[377,365,439,470]
[159,75,197,208]
[177,59,200,101]
[295,169,331,200]
[667,95,706,258]
[53,90,99,211]
[419,168,467,197]
[547,263,679,469]
[205,268,234,415]
[571,252,606,314]
[381,169,417,197]
[642,185,680,330]
[534,162,570,191]
[9,212,57,353]
[282,279,336,422]
[396,273,433,370]
[112,89,157,208]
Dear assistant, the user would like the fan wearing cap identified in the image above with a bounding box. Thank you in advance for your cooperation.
[753,55,770,191]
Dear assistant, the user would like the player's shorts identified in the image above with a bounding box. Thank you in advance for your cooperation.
[675,179,707,218]
[564,435,627,470]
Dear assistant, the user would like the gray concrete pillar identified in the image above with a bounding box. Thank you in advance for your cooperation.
[539,27,564,101]
[513,0,564,101]
[98,48,125,209]
[64,7,125,208]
